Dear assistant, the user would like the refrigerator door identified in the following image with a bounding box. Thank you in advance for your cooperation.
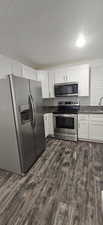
[10,75,38,173]
[0,76,21,174]
[29,80,45,157]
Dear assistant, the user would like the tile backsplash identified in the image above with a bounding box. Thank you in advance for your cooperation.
[43,96,90,106]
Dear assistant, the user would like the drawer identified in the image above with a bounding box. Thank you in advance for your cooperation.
[78,114,89,121]
[89,114,103,121]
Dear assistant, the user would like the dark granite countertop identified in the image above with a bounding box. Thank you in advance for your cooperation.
[42,106,58,114]
[78,106,103,114]
[79,111,103,114]
[42,105,103,115]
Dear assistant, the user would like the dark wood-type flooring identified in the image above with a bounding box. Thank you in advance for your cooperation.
[0,138,103,225]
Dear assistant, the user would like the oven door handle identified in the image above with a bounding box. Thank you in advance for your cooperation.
[53,114,77,117]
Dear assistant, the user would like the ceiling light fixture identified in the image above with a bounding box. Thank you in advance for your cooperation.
[76,33,86,48]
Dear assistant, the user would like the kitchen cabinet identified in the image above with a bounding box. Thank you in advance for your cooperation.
[78,114,103,142]
[44,113,54,137]
[54,71,67,83]
[48,71,55,98]
[66,65,89,96]
[48,113,54,136]
[37,71,49,98]
[44,114,49,137]
[89,115,103,142]
[78,114,89,140]
[91,65,103,105]
[54,64,89,96]
[22,65,37,80]
[0,56,12,78]
[78,65,89,96]
[11,60,22,77]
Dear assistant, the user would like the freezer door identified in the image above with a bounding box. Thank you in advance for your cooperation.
[29,80,45,157]
[10,75,38,172]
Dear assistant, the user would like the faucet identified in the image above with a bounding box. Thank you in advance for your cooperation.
[98,97,103,106]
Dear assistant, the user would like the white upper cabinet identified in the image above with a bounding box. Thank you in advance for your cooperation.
[0,56,23,78]
[37,71,49,98]
[66,68,79,82]
[91,65,103,105]
[54,71,67,83]
[0,56,12,78]
[22,65,37,80]
[48,71,55,98]
[54,64,89,96]
[78,65,89,96]
[11,60,22,77]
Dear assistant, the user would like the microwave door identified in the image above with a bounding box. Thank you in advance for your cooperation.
[55,83,78,97]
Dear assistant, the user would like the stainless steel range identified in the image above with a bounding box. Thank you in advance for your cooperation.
[53,101,80,141]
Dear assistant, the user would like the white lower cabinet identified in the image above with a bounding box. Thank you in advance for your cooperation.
[78,114,89,140]
[89,115,103,142]
[44,113,54,137]
[44,114,49,137]
[78,114,103,142]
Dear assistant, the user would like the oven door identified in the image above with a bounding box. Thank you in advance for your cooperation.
[53,114,78,140]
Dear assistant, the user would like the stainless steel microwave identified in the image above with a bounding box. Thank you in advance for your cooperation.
[54,82,78,97]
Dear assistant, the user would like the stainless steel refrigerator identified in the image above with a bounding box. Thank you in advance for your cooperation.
[0,74,45,174]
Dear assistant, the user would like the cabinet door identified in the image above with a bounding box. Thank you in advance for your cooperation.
[44,114,49,137]
[78,121,89,139]
[48,71,55,98]
[89,121,103,141]
[48,113,54,135]
[78,114,89,139]
[37,71,49,98]
[90,66,103,105]
[89,115,103,141]
[79,66,89,96]
[11,61,22,77]
[0,56,12,78]
[67,69,79,83]
[44,113,54,137]
[54,71,66,83]
[22,65,37,80]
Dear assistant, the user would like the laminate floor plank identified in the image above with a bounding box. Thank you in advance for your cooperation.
[0,138,102,225]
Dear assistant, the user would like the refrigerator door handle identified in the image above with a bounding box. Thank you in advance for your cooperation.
[28,95,36,128]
